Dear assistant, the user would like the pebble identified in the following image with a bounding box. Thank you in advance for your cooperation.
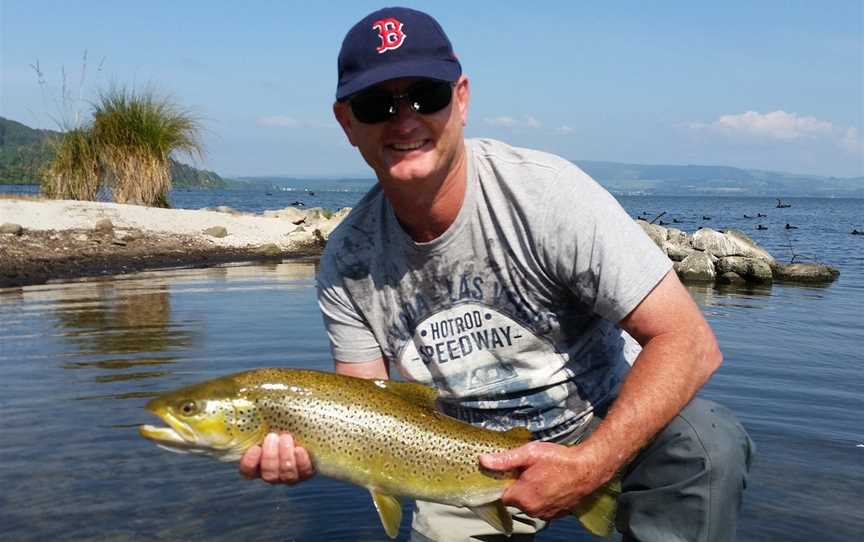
[204,226,228,238]
[94,218,114,232]
[0,223,23,235]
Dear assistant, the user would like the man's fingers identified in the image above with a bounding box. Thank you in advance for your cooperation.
[278,433,299,483]
[480,443,536,471]
[294,446,315,480]
[260,433,281,482]
[239,432,313,485]
[239,445,263,479]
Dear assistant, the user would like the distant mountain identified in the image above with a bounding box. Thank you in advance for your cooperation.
[0,116,229,188]
[574,160,863,197]
[5,116,858,196]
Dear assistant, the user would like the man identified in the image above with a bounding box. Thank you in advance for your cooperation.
[240,7,753,541]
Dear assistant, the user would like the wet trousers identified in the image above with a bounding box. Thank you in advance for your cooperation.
[409,398,755,542]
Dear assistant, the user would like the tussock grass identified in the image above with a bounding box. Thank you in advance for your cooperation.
[41,128,101,200]
[40,85,203,207]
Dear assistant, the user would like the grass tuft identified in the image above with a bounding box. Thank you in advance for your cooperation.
[40,85,203,207]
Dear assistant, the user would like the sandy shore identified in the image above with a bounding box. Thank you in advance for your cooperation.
[0,199,349,288]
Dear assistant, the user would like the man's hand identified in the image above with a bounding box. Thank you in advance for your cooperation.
[479,441,614,520]
[239,432,315,484]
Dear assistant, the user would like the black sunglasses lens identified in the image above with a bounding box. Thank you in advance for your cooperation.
[350,81,453,124]
[410,82,453,115]
[350,92,394,124]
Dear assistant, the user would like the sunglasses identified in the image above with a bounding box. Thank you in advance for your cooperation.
[348,80,454,124]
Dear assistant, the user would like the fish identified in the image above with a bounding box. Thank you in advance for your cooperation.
[139,368,619,538]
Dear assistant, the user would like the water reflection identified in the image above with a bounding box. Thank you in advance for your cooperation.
[52,284,197,355]
[61,357,177,370]
[2,258,860,541]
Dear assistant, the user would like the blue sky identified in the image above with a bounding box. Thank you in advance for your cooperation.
[2,1,862,178]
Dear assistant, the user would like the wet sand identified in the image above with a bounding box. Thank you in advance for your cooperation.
[0,199,337,288]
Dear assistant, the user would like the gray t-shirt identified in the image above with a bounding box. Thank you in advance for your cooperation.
[317,138,671,439]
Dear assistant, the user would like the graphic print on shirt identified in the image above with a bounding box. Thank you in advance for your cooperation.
[397,301,567,397]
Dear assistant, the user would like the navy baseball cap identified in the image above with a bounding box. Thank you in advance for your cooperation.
[336,7,462,100]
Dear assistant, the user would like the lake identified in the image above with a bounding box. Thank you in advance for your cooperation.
[1,188,862,541]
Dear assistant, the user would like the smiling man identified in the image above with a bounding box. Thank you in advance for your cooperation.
[240,7,753,541]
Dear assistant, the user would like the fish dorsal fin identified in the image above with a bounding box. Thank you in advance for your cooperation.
[373,379,439,410]
[502,426,533,443]
[468,500,513,535]
[369,489,402,539]
[572,477,621,538]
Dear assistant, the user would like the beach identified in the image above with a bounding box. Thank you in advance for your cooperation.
[0,199,348,287]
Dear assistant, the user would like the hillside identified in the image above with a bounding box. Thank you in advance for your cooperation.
[0,117,228,188]
[575,160,863,197]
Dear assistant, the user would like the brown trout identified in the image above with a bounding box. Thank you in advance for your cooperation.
[139,368,618,538]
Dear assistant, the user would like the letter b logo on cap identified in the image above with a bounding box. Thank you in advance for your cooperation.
[372,17,406,53]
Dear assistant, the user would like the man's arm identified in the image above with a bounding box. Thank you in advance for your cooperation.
[238,357,389,483]
[480,270,722,519]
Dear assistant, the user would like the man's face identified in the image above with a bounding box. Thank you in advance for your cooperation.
[334,76,470,187]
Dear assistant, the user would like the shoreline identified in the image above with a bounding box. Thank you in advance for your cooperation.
[1,198,841,289]
[0,199,343,288]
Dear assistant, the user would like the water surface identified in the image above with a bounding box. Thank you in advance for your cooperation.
[1,195,862,541]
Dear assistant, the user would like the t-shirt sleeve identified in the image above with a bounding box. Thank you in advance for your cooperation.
[538,162,673,323]
[316,251,383,363]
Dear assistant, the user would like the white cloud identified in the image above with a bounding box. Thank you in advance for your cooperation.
[688,110,861,153]
[483,115,542,129]
[557,125,575,134]
[484,116,518,127]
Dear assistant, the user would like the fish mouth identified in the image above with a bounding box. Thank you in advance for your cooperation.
[139,406,258,462]
[139,410,204,454]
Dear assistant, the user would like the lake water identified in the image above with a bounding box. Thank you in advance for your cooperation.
[1,187,862,541]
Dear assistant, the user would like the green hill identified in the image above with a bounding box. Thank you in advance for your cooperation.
[0,116,228,188]
[575,160,863,197]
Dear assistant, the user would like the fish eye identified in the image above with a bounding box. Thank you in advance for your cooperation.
[178,400,199,416]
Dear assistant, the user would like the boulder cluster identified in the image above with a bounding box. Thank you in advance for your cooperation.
[636,220,839,285]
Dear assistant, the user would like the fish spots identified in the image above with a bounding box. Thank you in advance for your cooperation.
[172,368,518,496]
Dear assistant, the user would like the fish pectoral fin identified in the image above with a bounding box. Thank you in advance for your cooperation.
[572,477,620,538]
[468,500,513,535]
[369,489,402,539]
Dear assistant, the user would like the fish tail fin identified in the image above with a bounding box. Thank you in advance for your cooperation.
[572,477,620,538]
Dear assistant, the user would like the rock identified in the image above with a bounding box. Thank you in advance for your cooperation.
[208,206,239,214]
[663,241,695,262]
[313,229,326,247]
[263,207,306,222]
[666,228,688,245]
[717,256,773,284]
[122,229,145,241]
[771,263,840,283]
[257,243,282,257]
[0,223,24,235]
[636,219,667,247]
[74,233,89,242]
[203,226,228,238]
[690,228,775,263]
[94,218,114,232]
[675,252,716,282]
[723,229,775,264]
[718,272,747,285]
